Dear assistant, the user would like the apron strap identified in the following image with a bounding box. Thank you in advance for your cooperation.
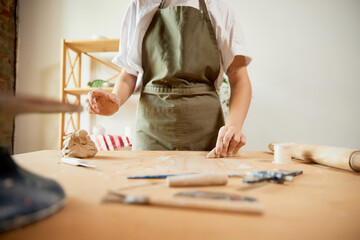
[159,0,211,22]
[199,0,211,22]
[159,0,166,9]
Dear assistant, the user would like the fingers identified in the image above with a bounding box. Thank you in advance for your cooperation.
[85,98,98,114]
[221,127,236,157]
[88,91,99,109]
[215,126,227,157]
[86,90,102,114]
[232,134,246,156]
[227,133,241,155]
[215,126,247,158]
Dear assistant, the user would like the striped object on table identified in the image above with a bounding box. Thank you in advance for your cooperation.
[89,135,131,151]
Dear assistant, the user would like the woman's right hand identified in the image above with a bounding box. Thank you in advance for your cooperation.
[86,88,120,116]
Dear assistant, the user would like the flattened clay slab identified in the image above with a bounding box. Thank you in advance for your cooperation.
[62,130,98,158]
[206,148,217,158]
[206,148,241,158]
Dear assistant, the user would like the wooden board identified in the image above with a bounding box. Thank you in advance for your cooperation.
[65,39,119,53]
[2,151,360,240]
[64,87,113,96]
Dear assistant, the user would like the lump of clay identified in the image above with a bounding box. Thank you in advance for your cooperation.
[62,130,98,158]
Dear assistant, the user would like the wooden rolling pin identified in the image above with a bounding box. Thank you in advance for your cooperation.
[166,173,228,187]
[269,143,360,172]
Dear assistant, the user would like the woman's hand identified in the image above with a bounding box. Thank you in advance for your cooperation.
[211,55,251,158]
[86,88,120,116]
[214,126,246,157]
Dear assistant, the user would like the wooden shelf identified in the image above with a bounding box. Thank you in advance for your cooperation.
[66,39,119,53]
[59,38,120,149]
[64,87,113,96]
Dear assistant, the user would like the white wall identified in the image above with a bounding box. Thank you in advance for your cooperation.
[15,0,360,153]
[15,0,132,153]
[240,0,360,149]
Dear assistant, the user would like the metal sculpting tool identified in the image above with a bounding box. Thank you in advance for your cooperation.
[127,170,302,187]
[127,173,244,179]
[61,157,96,168]
[243,170,303,184]
[127,173,194,179]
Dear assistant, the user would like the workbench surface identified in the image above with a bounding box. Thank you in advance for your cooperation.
[2,150,360,240]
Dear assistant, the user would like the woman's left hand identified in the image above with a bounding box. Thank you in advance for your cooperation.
[214,125,246,157]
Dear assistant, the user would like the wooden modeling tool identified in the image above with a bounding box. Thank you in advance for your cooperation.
[166,173,229,187]
[127,173,245,188]
[102,190,264,214]
[269,143,360,172]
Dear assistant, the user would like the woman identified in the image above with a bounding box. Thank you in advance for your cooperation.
[86,0,252,157]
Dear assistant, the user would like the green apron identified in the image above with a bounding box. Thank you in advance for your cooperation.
[134,0,225,151]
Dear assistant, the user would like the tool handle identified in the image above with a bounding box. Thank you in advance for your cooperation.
[149,197,264,214]
[166,173,228,187]
[269,143,360,172]
[0,94,82,114]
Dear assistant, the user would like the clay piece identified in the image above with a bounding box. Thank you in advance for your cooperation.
[62,130,98,158]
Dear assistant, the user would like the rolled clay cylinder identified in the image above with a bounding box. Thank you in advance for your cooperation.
[268,143,360,172]
[62,129,98,158]
[167,173,228,187]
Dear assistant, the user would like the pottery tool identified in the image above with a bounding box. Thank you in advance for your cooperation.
[127,173,244,179]
[269,143,360,172]
[127,173,195,179]
[243,170,303,184]
[102,190,264,214]
[128,173,244,188]
[167,173,229,187]
[115,182,162,191]
[128,171,301,186]
[61,157,96,168]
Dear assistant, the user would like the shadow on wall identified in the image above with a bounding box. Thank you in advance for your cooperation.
[15,0,65,153]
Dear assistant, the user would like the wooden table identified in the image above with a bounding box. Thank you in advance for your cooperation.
[2,150,360,240]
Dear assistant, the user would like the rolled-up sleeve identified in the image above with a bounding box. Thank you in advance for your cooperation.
[111,0,138,77]
[212,0,252,73]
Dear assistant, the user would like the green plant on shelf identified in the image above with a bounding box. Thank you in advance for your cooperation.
[87,79,114,88]
[218,77,230,120]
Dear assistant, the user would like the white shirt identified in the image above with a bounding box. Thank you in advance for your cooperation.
[112,0,252,91]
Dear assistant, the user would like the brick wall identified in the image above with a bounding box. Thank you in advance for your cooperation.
[0,0,17,153]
